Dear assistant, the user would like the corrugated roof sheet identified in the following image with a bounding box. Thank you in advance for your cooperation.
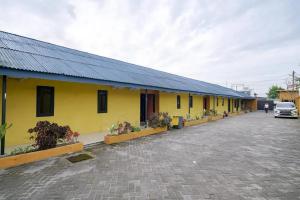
[0,31,254,98]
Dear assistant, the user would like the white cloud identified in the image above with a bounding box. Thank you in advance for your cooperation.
[0,0,299,96]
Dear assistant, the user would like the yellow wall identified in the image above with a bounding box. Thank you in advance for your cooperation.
[4,78,140,147]
[189,95,204,118]
[212,97,242,113]
[208,96,231,115]
[296,97,300,114]
[209,96,215,111]
[215,97,228,114]
[231,98,236,112]
[159,92,188,117]
[1,76,251,148]
[159,92,204,119]
[278,91,299,102]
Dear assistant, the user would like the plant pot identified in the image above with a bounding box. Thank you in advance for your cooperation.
[208,115,223,121]
[0,142,84,169]
[184,118,209,127]
[104,127,167,144]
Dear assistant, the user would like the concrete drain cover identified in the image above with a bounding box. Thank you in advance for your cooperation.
[66,153,93,163]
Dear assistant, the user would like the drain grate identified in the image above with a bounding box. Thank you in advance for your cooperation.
[66,153,93,163]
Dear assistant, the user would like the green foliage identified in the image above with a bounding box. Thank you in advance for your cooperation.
[186,113,191,120]
[267,85,284,99]
[117,121,132,134]
[108,124,118,135]
[148,113,160,128]
[0,123,12,139]
[9,145,36,156]
[205,109,218,116]
[148,112,172,129]
[108,122,142,135]
[160,112,172,129]
[131,126,141,132]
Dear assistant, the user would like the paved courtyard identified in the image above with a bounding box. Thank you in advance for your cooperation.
[0,112,300,200]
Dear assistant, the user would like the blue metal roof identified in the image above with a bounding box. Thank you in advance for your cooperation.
[0,31,254,99]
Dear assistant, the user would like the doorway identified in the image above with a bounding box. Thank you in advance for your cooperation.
[203,96,210,113]
[140,92,158,123]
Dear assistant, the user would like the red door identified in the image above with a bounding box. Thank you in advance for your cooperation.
[147,94,155,119]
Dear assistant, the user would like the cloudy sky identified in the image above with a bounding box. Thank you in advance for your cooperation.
[1,0,299,96]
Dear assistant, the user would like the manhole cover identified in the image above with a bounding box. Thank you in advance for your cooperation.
[66,153,94,163]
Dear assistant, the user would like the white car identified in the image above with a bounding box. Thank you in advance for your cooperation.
[274,102,298,118]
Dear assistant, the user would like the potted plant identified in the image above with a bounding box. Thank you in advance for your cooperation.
[105,113,170,145]
[184,113,209,127]
[0,121,83,169]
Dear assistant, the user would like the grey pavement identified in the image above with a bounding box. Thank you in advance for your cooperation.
[0,112,300,200]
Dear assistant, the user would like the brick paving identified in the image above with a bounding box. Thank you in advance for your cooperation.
[0,112,300,200]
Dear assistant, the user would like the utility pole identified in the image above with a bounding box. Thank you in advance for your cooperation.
[292,70,295,90]
[231,83,244,91]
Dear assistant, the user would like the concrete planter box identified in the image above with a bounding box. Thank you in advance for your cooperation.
[229,111,243,117]
[104,127,167,145]
[0,142,84,169]
[208,115,224,121]
[184,118,209,127]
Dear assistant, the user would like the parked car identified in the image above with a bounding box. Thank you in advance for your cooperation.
[274,102,298,118]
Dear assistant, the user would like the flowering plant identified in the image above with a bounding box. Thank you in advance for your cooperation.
[66,129,80,143]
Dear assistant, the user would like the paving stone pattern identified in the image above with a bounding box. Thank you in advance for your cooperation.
[0,112,299,200]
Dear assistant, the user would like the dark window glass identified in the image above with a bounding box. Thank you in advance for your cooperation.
[177,95,181,109]
[222,98,225,106]
[36,86,54,117]
[189,95,193,108]
[98,90,107,113]
[216,97,219,106]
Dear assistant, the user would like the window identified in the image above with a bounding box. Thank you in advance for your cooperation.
[189,95,193,108]
[98,90,108,113]
[177,95,181,109]
[222,98,224,106]
[216,97,219,107]
[36,86,54,117]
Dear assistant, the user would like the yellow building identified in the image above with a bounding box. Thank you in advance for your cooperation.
[278,89,300,114]
[0,31,256,154]
[278,90,299,102]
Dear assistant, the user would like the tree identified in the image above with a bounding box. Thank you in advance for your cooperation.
[266,85,284,99]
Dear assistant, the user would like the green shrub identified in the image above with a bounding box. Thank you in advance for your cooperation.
[0,123,12,139]
[108,122,140,135]
[132,126,141,132]
[160,112,172,129]
[148,112,172,129]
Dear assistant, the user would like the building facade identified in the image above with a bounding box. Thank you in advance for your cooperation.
[0,31,256,153]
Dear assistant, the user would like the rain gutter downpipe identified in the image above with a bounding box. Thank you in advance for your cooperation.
[1,75,7,155]
[145,89,148,127]
[188,93,191,114]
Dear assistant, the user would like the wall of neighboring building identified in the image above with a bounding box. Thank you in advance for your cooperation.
[278,91,299,102]
[247,99,258,111]
[296,97,300,114]
[3,78,140,147]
